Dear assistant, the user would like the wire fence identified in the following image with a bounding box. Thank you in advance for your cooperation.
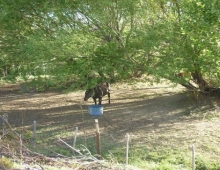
[1,113,197,170]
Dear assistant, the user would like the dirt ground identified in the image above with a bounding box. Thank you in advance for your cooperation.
[1,81,220,162]
[1,81,188,131]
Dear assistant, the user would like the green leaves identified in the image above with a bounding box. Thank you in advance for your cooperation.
[0,0,219,90]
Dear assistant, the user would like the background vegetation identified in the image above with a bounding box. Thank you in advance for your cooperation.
[0,0,219,92]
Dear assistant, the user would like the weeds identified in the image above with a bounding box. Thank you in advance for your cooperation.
[0,157,13,169]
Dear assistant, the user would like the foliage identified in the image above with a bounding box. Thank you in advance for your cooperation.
[0,0,219,91]
[0,157,13,169]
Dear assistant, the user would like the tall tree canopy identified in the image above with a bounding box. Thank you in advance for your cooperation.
[0,0,219,92]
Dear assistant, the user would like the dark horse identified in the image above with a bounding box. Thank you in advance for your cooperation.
[84,83,110,105]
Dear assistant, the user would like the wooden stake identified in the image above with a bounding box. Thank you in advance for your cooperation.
[125,133,130,167]
[95,119,100,133]
[192,144,195,170]
[95,119,101,159]
[72,127,78,155]
[20,134,23,157]
[33,121,36,148]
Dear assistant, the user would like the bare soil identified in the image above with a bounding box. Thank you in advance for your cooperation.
[1,81,220,162]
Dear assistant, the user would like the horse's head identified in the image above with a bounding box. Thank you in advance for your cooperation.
[84,89,94,101]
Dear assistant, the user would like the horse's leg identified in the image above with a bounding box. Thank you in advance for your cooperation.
[98,97,102,105]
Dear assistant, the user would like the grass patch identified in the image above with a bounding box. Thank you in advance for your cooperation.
[0,157,13,169]
[104,146,191,170]
[18,111,220,169]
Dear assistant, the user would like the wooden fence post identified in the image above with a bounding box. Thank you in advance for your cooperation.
[20,134,23,157]
[125,133,130,168]
[33,121,36,148]
[192,144,195,170]
[72,127,78,155]
[95,119,101,159]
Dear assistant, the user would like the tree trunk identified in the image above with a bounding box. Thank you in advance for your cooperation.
[191,71,209,91]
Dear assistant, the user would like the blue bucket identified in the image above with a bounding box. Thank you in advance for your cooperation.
[88,105,103,116]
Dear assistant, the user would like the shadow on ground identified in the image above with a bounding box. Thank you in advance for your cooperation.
[1,84,213,133]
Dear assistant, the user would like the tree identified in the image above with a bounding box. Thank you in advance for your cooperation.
[151,0,220,93]
[0,0,159,88]
[0,0,219,93]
